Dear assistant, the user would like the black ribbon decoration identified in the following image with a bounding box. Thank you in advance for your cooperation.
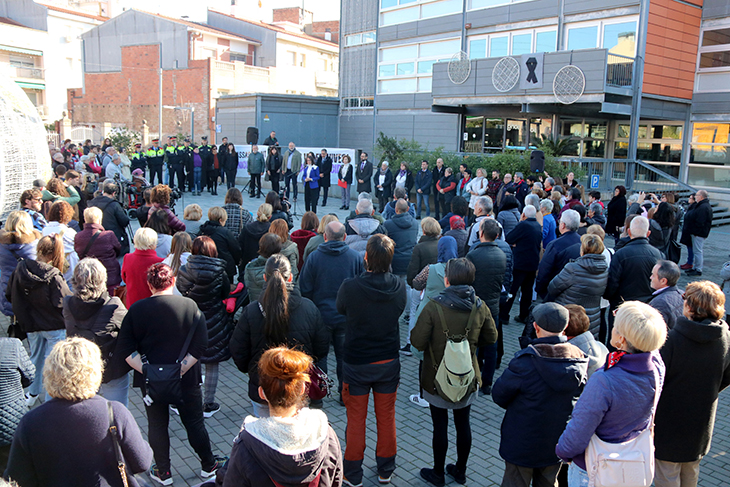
[525,57,538,84]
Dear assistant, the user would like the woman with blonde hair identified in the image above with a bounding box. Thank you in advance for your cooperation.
[7,235,71,406]
[239,203,273,268]
[0,211,41,317]
[5,337,152,487]
[183,203,204,236]
[557,301,667,486]
[268,218,299,279]
[302,213,339,263]
[217,346,342,485]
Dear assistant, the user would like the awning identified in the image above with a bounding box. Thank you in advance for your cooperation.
[15,81,45,90]
[0,45,42,56]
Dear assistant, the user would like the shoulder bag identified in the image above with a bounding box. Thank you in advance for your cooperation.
[108,402,130,487]
[585,366,660,487]
[79,230,102,259]
[143,321,198,405]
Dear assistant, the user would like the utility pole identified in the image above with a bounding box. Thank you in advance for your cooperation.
[158,67,163,141]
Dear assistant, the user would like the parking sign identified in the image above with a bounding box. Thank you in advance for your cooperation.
[590,175,600,189]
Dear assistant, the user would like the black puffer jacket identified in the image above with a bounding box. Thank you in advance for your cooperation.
[6,259,70,333]
[239,220,271,268]
[177,255,232,364]
[466,241,506,321]
[547,253,609,337]
[604,237,662,305]
[229,286,328,403]
[197,220,242,282]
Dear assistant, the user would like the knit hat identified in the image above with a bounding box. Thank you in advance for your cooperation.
[532,303,570,333]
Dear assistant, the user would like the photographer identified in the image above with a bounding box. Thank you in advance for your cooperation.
[148,185,186,233]
[265,191,293,231]
[88,180,131,254]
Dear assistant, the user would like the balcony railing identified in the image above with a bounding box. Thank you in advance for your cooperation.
[10,66,44,79]
[606,53,633,88]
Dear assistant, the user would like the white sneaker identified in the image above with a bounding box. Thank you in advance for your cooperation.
[409,394,429,408]
[25,393,38,407]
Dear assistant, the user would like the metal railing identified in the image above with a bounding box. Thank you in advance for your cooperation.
[10,66,44,79]
[606,53,633,88]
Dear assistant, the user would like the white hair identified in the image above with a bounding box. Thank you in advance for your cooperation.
[523,205,537,219]
[475,196,493,215]
[630,216,650,238]
[381,160,389,167]
[525,194,540,209]
[356,198,373,215]
[561,209,581,231]
[628,193,639,204]
[358,192,371,201]
[540,199,554,212]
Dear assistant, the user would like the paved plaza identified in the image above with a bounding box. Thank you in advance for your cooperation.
[9,184,730,486]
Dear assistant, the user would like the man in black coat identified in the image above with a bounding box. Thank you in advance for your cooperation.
[88,180,131,255]
[355,152,373,194]
[431,158,446,220]
[685,189,712,276]
[316,149,333,206]
[502,206,543,324]
[535,209,582,298]
[218,137,230,186]
[649,260,684,329]
[414,160,432,219]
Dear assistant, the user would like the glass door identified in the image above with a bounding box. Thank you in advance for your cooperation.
[484,119,505,152]
[506,119,527,149]
[463,116,484,152]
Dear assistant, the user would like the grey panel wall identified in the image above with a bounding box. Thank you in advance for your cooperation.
[341,0,378,35]
[0,0,47,31]
[375,110,459,151]
[640,97,689,121]
[340,110,375,151]
[340,44,376,97]
[702,0,730,20]
[432,48,608,99]
[82,10,189,73]
[692,92,730,116]
[563,0,639,15]
[207,11,277,67]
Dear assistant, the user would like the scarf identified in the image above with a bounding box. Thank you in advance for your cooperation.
[606,351,626,369]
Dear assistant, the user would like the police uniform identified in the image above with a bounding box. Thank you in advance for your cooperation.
[129,143,147,176]
[166,137,185,190]
[178,140,194,192]
[198,137,215,195]
[146,139,165,185]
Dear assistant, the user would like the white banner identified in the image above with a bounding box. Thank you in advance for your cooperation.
[232,145,357,186]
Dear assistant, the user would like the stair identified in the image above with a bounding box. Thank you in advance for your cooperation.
[657,189,730,227]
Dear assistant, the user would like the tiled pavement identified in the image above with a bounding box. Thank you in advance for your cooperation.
[10,184,730,486]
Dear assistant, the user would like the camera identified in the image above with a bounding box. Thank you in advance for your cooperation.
[278,189,292,212]
[170,187,182,201]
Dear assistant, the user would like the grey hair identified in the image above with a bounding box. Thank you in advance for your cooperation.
[515,172,524,179]
[628,193,639,204]
[525,194,540,210]
[475,196,493,215]
[540,199,554,213]
[358,192,371,201]
[381,160,389,167]
[325,221,346,242]
[357,198,374,215]
[546,177,555,186]
[533,182,543,190]
[561,209,581,231]
[523,205,537,219]
[105,147,114,154]
[630,216,650,238]
[72,258,108,301]
[394,186,407,199]
[112,154,121,161]
[590,203,604,216]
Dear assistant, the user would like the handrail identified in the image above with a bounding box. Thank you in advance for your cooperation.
[633,160,695,192]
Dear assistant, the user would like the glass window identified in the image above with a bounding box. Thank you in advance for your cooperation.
[397,62,415,75]
[469,38,487,59]
[702,28,730,46]
[381,7,419,26]
[421,0,461,18]
[652,125,682,139]
[381,0,397,8]
[346,34,362,46]
[692,123,730,144]
[490,36,508,57]
[586,121,607,139]
[484,119,504,150]
[420,39,460,57]
[379,78,418,93]
[464,117,484,152]
[418,59,438,74]
[567,26,598,50]
[535,31,557,53]
[363,32,376,43]
[418,77,433,92]
[700,51,730,69]
[603,21,636,55]
[512,34,532,55]
[561,121,583,138]
[381,45,418,62]
[470,0,508,9]
[688,165,730,189]
[379,64,396,77]
[401,0,417,4]
[582,140,606,158]
[617,124,647,139]
[506,119,526,148]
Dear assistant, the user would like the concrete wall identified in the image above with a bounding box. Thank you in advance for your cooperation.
[0,0,47,31]
[207,10,278,67]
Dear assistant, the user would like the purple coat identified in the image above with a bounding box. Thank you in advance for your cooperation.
[148,204,186,233]
[74,223,121,291]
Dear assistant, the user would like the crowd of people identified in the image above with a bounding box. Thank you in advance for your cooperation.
[1,138,729,487]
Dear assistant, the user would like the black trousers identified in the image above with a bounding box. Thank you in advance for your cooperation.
[500,269,536,322]
[186,165,195,191]
[149,164,163,186]
[225,168,237,189]
[321,185,329,205]
[270,173,280,193]
[207,169,218,194]
[145,385,215,473]
[430,404,472,475]
[284,170,298,199]
[304,186,320,213]
[250,173,262,196]
[170,163,185,190]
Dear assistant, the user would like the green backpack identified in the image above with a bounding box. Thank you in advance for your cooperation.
[429,303,478,403]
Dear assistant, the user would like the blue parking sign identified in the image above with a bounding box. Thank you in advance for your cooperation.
[590,175,599,189]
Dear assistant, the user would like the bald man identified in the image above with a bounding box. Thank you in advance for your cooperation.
[300,221,365,397]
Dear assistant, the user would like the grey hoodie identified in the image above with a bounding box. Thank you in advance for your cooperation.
[346,216,385,258]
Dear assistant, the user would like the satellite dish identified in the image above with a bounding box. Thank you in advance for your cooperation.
[553,65,586,105]
[448,51,471,85]
[492,57,520,92]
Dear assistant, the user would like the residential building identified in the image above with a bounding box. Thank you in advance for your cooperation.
[207,8,340,97]
[338,0,730,198]
[0,0,105,121]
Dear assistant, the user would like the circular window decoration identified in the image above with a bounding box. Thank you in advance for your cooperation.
[553,65,586,105]
[448,51,471,85]
[492,57,520,93]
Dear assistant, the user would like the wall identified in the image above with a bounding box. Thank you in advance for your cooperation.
[702,0,730,19]
[208,10,279,67]
[69,44,211,139]
[308,21,340,44]
[0,0,47,31]
[643,0,702,100]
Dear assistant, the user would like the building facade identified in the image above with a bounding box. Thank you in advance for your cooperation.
[339,0,730,195]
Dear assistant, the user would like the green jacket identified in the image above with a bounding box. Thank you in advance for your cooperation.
[411,296,497,395]
[42,185,80,206]
[243,256,267,302]
[282,149,302,174]
[248,151,266,174]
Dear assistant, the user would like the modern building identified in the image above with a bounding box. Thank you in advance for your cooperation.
[207,8,340,97]
[0,0,105,122]
[338,0,730,197]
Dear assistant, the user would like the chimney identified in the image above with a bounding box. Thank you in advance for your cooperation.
[325,29,331,41]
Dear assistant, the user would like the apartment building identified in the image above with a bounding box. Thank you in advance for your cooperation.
[339,0,730,194]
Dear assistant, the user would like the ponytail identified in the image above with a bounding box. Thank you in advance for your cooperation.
[37,234,66,272]
[261,254,291,345]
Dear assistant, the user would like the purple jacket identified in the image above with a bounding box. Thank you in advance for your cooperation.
[556,351,665,470]
[148,204,186,233]
[74,223,121,290]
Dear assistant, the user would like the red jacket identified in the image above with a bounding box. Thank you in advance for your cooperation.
[290,229,317,271]
[121,249,163,307]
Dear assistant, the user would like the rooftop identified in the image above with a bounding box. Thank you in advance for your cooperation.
[37,3,108,22]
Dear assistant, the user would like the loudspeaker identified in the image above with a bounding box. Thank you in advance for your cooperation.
[246,127,259,145]
[530,150,545,174]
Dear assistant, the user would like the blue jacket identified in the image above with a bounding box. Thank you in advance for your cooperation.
[0,229,41,316]
[493,335,588,468]
[557,351,665,470]
[536,231,581,297]
[415,169,432,195]
[300,240,364,328]
[383,213,419,275]
[301,165,320,189]
[382,200,416,221]
[649,285,684,330]
[542,213,557,249]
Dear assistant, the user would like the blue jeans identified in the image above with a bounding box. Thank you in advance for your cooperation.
[193,167,202,193]
[27,329,67,400]
[567,463,589,487]
[100,372,130,407]
[416,192,430,217]
[318,324,346,394]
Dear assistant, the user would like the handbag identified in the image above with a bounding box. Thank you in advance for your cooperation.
[306,363,334,401]
[113,285,127,307]
[143,321,198,405]
[7,316,27,341]
[665,239,681,264]
[585,367,660,487]
[108,402,130,487]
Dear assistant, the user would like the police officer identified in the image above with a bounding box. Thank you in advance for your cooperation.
[146,138,165,185]
[198,136,215,195]
[166,135,185,190]
[179,138,194,192]
[129,143,147,176]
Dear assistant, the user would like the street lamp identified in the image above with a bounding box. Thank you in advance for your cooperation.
[162,105,195,142]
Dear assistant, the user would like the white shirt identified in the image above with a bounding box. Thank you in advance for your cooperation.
[379,173,386,186]
[395,172,407,188]
[287,152,294,170]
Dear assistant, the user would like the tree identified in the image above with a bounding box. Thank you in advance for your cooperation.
[108,126,141,153]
